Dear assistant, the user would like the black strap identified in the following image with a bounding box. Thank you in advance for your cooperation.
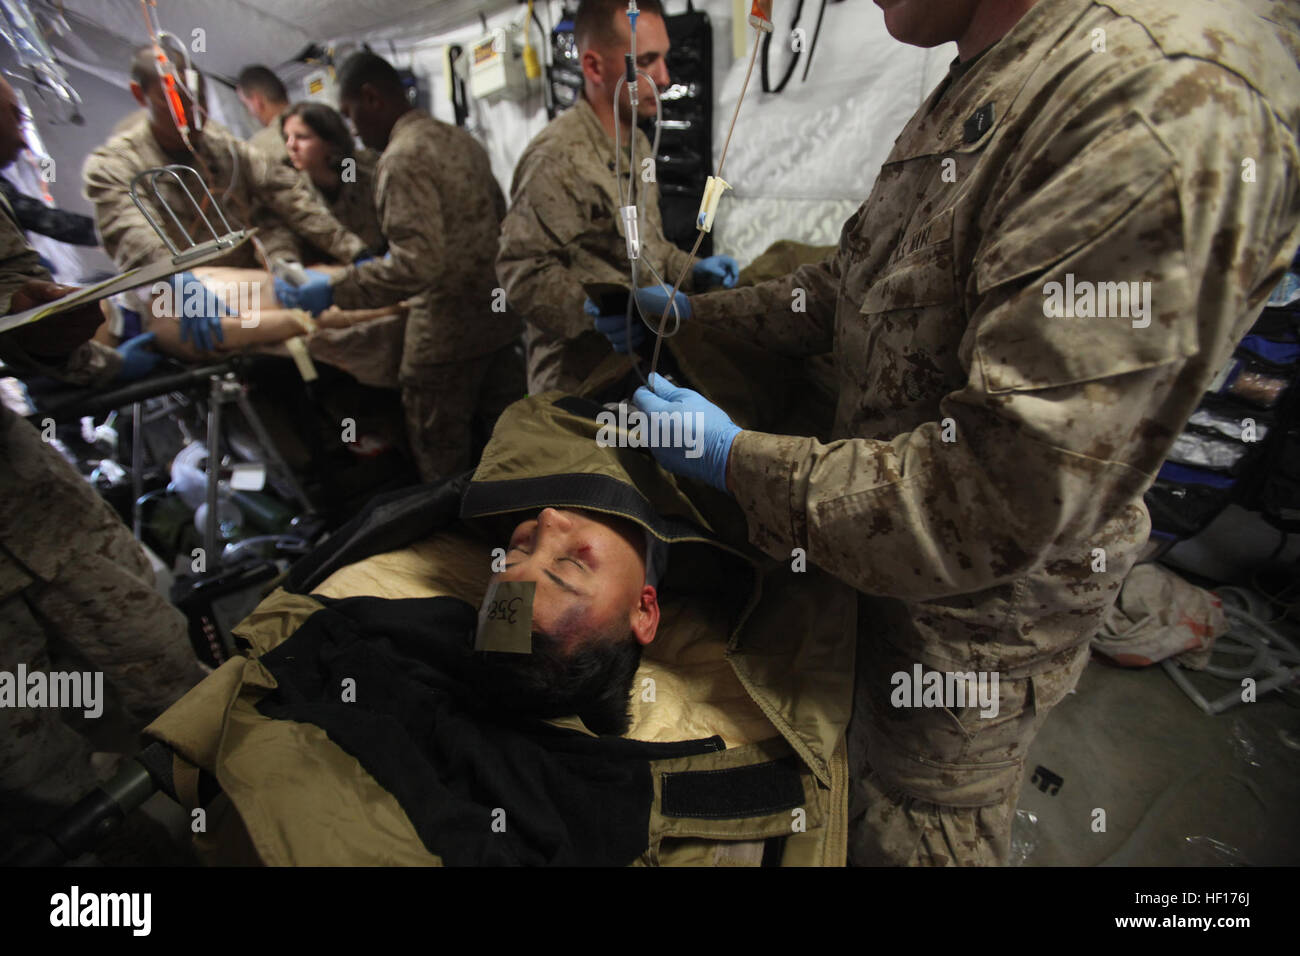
[761,835,787,866]
[660,757,804,819]
[461,471,709,546]
[285,475,469,594]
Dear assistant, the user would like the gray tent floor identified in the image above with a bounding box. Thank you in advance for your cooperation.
[1014,650,1300,866]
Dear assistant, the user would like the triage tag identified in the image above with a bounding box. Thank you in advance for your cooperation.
[475,579,536,654]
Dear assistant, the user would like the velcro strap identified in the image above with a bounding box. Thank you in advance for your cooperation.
[661,757,804,819]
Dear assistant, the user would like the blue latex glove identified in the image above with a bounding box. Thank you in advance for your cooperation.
[273,269,334,315]
[632,284,692,330]
[170,271,230,351]
[693,255,739,290]
[115,331,161,383]
[587,297,643,353]
[631,372,741,493]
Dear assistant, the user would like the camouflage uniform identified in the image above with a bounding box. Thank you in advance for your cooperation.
[497,95,699,393]
[247,120,290,164]
[82,113,366,298]
[330,110,523,481]
[0,179,98,247]
[295,150,386,264]
[0,203,204,846]
[691,0,1300,864]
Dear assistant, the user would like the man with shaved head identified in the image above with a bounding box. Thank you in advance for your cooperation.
[236,65,292,162]
[496,0,738,395]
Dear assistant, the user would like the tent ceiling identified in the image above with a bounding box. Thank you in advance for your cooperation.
[253,0,523,46]
[58,0,520,77]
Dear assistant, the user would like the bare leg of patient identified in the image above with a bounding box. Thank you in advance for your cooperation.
[144,309,315,362]
[143,266,404,361]
[144,267,314,361]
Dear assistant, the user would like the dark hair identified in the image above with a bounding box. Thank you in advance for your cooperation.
[336,51,405,101]
[280,101,355,171]
[130,38,189,92]
[575,0,664,52]
[236,65,288,104]
[465,622,643,736]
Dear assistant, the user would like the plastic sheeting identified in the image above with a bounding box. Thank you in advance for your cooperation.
[708,2,952,264]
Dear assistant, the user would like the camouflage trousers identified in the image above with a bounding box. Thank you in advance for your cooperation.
[401,343,526,483]
[846,636,1090,866]
[0,409,203,847]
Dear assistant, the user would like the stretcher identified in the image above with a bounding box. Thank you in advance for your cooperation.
[7,393,857,866]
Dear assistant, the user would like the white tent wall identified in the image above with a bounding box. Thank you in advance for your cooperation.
[703,0,953,265]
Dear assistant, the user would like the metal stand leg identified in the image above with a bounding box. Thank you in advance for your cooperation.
[131,400,144,540]
[232,383,312,513]
[205,375,222,563]
[196,372,315,575]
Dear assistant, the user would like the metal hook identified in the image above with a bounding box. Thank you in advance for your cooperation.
[128,164,242,264]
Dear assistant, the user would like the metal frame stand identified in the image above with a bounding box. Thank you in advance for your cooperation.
[199,371,312,565]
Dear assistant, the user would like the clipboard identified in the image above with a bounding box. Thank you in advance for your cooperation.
[0,232,251,336]
[0,164,252,337]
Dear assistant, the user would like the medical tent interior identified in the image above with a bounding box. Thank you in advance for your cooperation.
[0,0,1298,870]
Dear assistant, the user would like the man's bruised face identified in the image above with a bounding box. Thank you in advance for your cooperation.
[466,507,659,735]
[497,507,658,651]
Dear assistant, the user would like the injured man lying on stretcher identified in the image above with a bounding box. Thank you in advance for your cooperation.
[144,391,857,866]
[467,505,669,735]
